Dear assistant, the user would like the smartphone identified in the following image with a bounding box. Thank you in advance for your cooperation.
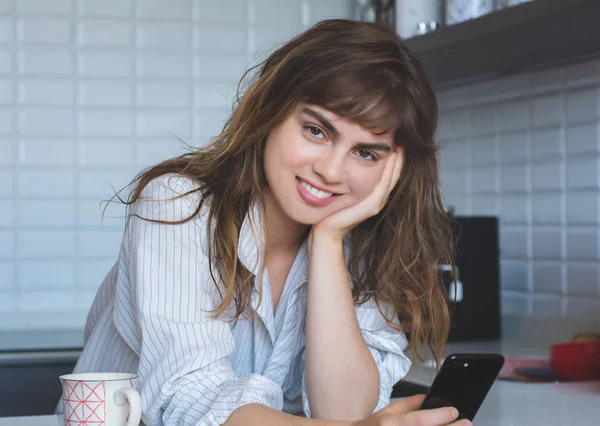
[420,353,505,421]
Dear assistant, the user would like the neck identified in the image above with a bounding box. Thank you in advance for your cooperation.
[261,189,308,256]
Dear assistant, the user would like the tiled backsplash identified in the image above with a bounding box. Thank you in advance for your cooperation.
[437,60,600,320]
[1,0,598,331]
[0,0,353,330]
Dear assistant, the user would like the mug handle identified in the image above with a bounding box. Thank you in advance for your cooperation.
[114,387,142,426]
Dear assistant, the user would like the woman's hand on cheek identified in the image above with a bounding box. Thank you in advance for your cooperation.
[311,148,403,244]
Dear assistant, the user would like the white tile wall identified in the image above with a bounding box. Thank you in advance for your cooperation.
[439,59,600,320]
[7,0,594,329]
[0,0,354,330]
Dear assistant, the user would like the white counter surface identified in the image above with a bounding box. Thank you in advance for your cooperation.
[2,316,599,425]
[399,334,600,425]
[1,380,598,426]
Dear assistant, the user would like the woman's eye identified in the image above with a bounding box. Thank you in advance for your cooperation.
[356,149,376,161]
[306,126,325,139]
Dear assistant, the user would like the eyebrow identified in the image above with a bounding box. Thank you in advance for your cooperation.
[301,107,393,153]
[354,142,392,153]
[301,107,341,140]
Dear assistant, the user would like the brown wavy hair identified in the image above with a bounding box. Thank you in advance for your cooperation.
[119,19,454,367]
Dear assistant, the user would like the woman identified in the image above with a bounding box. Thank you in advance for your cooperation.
[68,19,465,426]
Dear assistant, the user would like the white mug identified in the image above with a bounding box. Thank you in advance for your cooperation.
[59,373,142,426]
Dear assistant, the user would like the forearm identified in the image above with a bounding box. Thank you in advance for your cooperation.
[224,404,351,426]
[305,233,380,420]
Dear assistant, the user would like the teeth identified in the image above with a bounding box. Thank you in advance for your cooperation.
[300,180,333,199]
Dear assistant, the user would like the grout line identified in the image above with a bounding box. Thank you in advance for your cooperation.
[72,0,80,311]
[526,81,534,314]
[9,43,247,57]
[247,0,255,61]
[559,61,569,317]
[0,74,241,83]
[12,13,238,24]
[300,0,309,28]
[131,0,138,176]
[10,0,17,310]
[189,0,195,145]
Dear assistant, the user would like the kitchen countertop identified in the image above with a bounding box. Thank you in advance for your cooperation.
[1,380,598,426]
[1,316,599,424]
[451,380,599,425]
[404,336,553,386]
[400,338,600,425]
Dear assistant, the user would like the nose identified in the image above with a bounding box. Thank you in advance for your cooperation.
[312,150,345,184]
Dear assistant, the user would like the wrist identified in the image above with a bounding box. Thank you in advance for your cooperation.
[309,227,346,251]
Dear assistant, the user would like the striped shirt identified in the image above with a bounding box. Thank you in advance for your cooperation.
[62,174,411,426]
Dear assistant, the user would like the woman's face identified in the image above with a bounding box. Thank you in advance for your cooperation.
[263,103,397,226]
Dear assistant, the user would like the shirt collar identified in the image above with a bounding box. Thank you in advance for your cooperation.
[237,202,354,279]
[237,202,310,289]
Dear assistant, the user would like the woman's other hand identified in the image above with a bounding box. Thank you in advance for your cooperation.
[351,395,472,426]
[311,148,403,243]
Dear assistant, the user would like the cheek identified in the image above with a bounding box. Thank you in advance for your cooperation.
[268,135,316,171]
[348,167,382,200]
[288,136,322,163]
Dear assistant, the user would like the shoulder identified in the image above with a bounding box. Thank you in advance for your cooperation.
[130,173,209,223]
[140,173,203,202]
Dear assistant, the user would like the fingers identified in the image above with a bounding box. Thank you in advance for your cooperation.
[381,151,400,192]
[381,151,398,190]
[332,148,402,225]
[361,152,397,211]
[449,419,472,426]
[379,149,403,207]
[388,148,404,193]
[384,395,426,414]
[402,406,460,426]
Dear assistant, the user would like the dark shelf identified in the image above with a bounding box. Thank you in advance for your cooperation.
[404,0,600,90]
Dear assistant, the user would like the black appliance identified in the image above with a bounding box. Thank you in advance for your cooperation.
[443,216,501,341]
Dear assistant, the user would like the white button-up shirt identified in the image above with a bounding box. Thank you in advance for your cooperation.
[63,174,411,426]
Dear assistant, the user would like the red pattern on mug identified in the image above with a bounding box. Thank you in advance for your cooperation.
[62,381,106,426]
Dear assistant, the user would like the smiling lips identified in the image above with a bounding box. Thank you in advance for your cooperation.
[296,177,340,207]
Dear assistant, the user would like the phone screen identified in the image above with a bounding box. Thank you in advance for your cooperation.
[420,353,505,421]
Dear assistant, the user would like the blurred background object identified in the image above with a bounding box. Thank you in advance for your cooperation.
[496,0,534,11]
[395,0,443,38]
[445,0,494,25]
[356,0,396,28]
[354,0,377,22]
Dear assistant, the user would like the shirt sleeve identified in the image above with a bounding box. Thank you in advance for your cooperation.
[301,297,411,418]
[120,175,283,426]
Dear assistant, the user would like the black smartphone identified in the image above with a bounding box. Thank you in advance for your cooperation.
[420,353,505,421]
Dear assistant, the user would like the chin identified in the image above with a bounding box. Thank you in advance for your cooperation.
[285,211,322,226]
[283,204,330,226]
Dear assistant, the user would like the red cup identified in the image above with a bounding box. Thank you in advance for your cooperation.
[550,341,600,381]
